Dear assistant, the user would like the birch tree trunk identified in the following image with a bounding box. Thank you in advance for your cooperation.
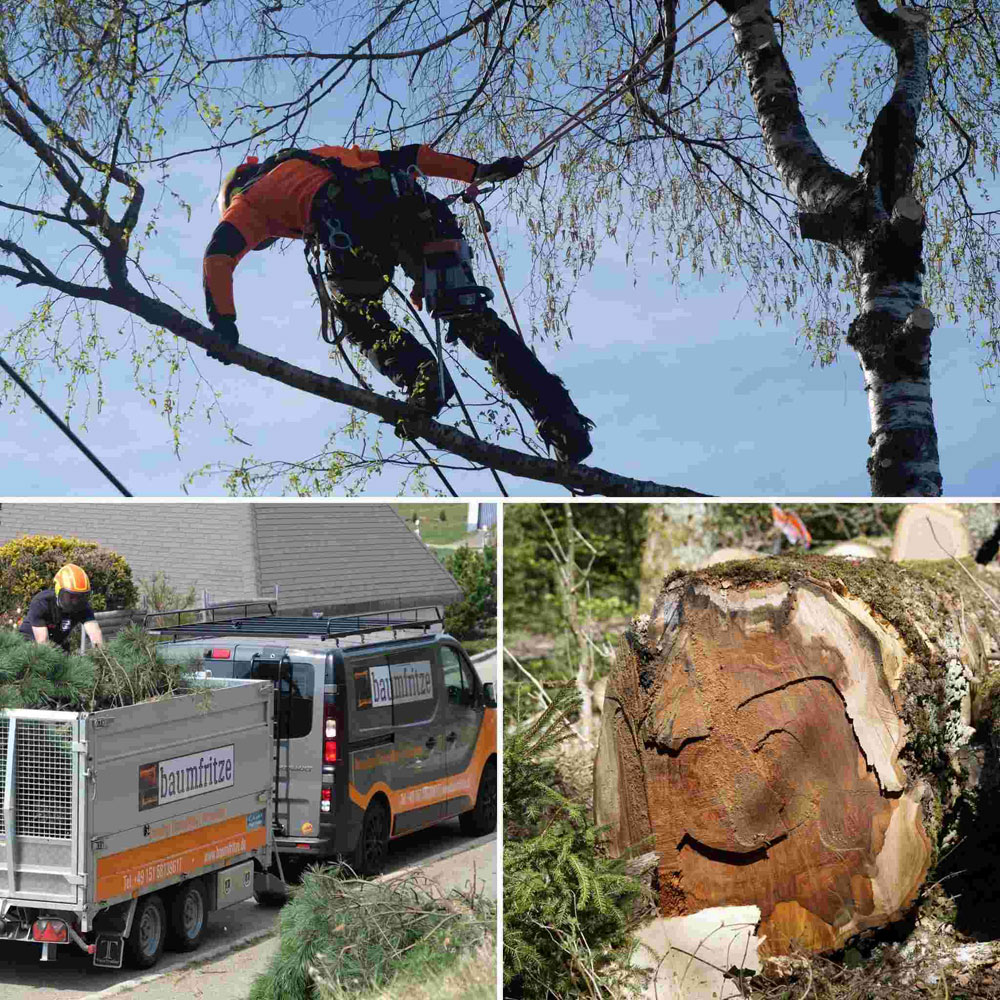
[594,555,1000,955]
[719,0,941,495]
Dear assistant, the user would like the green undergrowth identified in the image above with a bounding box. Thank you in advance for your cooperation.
[249,866,495,1000]
[504,691,646,999]
[0,625,197,711]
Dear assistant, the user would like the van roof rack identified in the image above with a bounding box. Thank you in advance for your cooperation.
[144,603,445,643]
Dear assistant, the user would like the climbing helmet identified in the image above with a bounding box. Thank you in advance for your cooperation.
[53,564,91,612]
[217,156,261,218]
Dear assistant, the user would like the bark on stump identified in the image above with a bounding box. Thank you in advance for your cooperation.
[594,555,1000,956]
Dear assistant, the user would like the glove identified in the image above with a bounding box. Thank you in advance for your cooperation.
[474,156,524,184]
[208,316,239,365]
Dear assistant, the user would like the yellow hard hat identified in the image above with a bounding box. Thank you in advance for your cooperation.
[53,564,91,611]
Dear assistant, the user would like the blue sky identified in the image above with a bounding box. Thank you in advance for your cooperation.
[1,7,998,498]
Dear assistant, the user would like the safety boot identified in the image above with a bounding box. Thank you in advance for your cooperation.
[405,359,456,419]
[536,409,595,465]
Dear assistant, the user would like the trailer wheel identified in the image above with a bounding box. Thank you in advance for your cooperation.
[460,758,497,836]
[125,894,166,969]
[167,878,208,951]
[350,798,389,875]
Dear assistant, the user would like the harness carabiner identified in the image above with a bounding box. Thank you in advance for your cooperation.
[324,218,353,251]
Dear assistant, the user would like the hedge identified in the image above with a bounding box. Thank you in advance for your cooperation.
[0,534,137,629]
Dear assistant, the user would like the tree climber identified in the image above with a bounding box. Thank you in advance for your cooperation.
[204,143,595,464]
[17,564,104,652]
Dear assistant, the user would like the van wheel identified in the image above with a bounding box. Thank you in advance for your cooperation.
[460,759,497,836]
[125,894,167,969]
[166,878,207,952]
[350,799,389,875]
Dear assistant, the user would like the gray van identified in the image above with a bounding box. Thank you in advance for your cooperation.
[151,606,497,884]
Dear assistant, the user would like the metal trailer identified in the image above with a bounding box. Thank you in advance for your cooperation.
[0,677,276,970]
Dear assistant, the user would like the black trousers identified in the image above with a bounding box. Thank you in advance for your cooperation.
[311,175,579,423]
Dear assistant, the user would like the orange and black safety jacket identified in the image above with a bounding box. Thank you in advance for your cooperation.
[203,144,478,326]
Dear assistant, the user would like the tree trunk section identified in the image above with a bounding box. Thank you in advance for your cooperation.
[846,210,942,496]
[595,555,1000,955]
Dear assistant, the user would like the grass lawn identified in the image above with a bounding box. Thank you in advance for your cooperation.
[392,503,471,546]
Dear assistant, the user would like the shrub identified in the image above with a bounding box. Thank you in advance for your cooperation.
[138,571,197,612]
[0,534,137,628]
[441,546,496,640]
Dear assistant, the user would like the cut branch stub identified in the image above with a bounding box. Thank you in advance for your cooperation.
[595,568,944,956]
[891,195,926,247]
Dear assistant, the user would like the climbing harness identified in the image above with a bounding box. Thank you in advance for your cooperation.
[322,217,353,252]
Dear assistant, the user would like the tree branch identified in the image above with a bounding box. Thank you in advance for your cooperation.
[204,0,510,67]
[717,0,860,218]
[8,277,702,497]
[856,3,930,214]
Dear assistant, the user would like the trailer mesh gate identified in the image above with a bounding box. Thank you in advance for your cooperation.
[0,717,74,840]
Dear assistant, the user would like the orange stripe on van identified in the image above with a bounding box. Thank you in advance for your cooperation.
[96,815,266,900]
[349,707,497,826]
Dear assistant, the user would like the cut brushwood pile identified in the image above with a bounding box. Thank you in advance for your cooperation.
[0,626,198,711]
[594,554,1000,957]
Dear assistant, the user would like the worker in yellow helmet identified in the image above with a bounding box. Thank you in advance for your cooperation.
[17,564,104,652]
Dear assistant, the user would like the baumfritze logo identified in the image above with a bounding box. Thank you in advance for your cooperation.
[369,660,434,707]
[138,745,235,812]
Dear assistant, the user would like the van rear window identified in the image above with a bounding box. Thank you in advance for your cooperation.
[249,660,314,739]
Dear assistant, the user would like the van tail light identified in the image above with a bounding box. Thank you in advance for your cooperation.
[321,787,332,814]
[323,693,340,765]
[32,919,68,943]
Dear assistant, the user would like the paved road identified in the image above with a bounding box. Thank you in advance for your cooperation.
[0,818,496,1000]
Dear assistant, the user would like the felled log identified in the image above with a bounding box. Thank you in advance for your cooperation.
[594,554,1000,956]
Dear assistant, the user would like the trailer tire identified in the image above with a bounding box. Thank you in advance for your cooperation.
[166,878,208,951]
[459,758,497,836]
[350,798,390,875]
[125,894,167,969]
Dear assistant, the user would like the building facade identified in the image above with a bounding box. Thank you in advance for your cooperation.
[0,503,463,616]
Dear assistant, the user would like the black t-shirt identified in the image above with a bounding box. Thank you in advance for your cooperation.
[18,589,96,650]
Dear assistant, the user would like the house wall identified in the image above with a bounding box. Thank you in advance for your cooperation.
[0,503,464,615]
[0,503,256,604]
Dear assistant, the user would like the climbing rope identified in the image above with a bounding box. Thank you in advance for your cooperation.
[428,1,729,472]
[521,0,724,163]
[446,2,729,339]
[390,281,510,497]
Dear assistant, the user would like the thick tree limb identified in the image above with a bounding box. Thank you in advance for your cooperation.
[717,0,859,216]
[0,256,706,495]
[857,4,930,213]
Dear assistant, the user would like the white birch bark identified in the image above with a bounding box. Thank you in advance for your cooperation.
[720,0,942,495]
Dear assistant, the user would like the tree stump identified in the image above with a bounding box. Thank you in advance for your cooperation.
[594,554,1000,956]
